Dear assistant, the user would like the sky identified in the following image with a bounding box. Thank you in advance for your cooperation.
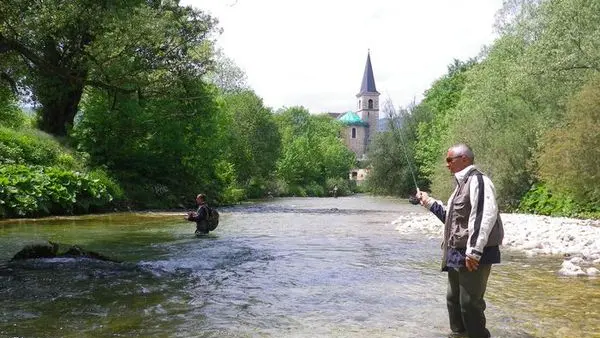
[181,0,505,114]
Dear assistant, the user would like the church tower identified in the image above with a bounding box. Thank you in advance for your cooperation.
[356,51,380,152]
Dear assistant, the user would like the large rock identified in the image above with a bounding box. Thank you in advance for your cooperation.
[11,241,120,263]
[10,241,59,260]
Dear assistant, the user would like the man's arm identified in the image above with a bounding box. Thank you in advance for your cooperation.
[466,174,499,261]
[418,190,447,223]
[188,206,208,222]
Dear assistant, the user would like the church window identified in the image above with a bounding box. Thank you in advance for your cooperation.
[368,99,373,109]
[359,100,361,109]
[351,127,356,139]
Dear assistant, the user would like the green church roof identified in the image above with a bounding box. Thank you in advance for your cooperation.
[339,111,368,126]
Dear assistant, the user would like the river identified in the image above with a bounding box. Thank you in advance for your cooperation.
[0,196,598,337]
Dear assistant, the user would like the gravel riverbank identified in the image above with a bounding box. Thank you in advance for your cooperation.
[392,212,600,277]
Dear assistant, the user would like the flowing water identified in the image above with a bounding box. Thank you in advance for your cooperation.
[0,196,598,338]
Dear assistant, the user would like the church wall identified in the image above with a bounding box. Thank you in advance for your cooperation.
[342,126,367,157]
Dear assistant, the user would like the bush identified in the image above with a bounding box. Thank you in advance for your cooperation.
[0,164,119,218]
[0,126,80,169]
[265,178,288,197]
[518,183,600,218]
[304,181,325,197]
[0,89,27,129]
[325,177,352,196]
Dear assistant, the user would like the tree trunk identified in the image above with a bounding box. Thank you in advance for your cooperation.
[37,75,85,137]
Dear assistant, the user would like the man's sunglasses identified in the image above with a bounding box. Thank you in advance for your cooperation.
[446,155,463,163]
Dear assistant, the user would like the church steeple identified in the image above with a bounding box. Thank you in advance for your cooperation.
[354,51,380,158]
[357,50,379,96]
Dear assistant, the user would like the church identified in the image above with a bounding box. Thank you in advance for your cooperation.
[329,52,381,182]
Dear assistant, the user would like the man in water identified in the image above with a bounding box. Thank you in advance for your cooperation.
[415,143,504,338]
[186,193,210,235]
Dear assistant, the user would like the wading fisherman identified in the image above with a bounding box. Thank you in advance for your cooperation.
[415,143,504,338]
[185,193,210,235]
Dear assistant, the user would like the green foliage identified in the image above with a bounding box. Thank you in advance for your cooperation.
[218,90,281,198]
[518,184,599,218]
[0,0,219,135]
[0,126,79,168]
[262,178,288,197]
[72,79,223,209]
[274,107,355,195]
[0,164,116,218]
[325,177,352,196]
[537,75,600,207]
[413,59,475,183]
[0,88,27,129]
[421,0,600,208]
[366,101,425,196]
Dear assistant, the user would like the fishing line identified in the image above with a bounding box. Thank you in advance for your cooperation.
[384,96,421,204]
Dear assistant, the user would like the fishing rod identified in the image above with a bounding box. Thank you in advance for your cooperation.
[384,96,421,205]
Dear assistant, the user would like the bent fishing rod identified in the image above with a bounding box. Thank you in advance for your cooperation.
[384,96,421,205]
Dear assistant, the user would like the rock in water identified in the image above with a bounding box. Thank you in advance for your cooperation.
[62,245,121,263]
[11,241,121,263]
[11,241,59,260]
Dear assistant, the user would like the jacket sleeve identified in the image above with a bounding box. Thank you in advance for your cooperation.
[190,206,207,222]
[424,197,446,223]
[466,174,499,260]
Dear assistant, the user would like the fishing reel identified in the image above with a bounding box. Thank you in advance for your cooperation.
[408,187,421,205]
[408,195,421,205]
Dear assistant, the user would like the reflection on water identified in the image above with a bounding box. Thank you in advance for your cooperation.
[0,196,598,337]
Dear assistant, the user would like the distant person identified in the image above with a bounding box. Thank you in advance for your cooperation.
[186,193,210,235]
[333,185,338,198]
[415,143,504,338]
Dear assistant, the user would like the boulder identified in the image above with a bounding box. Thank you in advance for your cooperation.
[11,241,120,263]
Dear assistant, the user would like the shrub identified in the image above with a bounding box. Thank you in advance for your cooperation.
[0,127,80,169]
[0,164,118,218]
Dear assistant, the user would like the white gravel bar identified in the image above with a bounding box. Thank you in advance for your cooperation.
[392,212,600,277]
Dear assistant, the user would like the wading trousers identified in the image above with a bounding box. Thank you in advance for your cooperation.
[446,264,492,338]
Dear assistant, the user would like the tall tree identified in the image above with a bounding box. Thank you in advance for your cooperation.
[0,0,218,136]
[219,90,281,195]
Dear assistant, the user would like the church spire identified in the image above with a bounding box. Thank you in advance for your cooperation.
[357,50,379,96]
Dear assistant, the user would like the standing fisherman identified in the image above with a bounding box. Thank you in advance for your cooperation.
[416,143,504,338]
[185,193,210,235]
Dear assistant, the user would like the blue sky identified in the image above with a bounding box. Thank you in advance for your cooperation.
[182,0,504,113]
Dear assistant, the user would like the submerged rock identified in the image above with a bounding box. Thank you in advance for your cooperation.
[10,241,59,260]
[10,241,121,263]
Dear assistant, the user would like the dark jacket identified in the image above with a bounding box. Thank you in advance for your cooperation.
[189,204,209,234]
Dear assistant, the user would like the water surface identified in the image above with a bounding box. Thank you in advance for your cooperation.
[1,196,598,337]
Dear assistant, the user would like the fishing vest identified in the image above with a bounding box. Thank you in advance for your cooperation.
[441,168,504,266]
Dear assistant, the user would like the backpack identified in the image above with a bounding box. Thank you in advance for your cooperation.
[204,206,220,231]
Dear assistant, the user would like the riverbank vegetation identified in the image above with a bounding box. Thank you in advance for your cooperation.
[366,0,600,218]
[0,0,354,218]
[2,0,599,219]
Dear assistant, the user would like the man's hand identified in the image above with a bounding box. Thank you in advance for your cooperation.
[416,188,429,206]
[465,255,480,272]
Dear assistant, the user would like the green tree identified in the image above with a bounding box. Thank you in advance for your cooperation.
[537,75,600,206]
[219,90,281,197]
[72,78,223,208]
[275,107,354,194]
[366,99,423,196]
[413,59,476,184]
[0,0,218,136]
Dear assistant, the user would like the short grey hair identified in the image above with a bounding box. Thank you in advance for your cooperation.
[449,143,474,161]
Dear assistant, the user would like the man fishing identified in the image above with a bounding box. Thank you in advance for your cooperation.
[186,193,210,235]
[415,143,504,338]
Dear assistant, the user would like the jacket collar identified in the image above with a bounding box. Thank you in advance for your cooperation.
[454,164,476,183]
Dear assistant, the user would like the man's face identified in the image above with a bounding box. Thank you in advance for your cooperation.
[445,149,469,174]
[196,196,203,205]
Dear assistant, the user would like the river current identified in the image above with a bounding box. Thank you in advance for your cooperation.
[0,196,598,337]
